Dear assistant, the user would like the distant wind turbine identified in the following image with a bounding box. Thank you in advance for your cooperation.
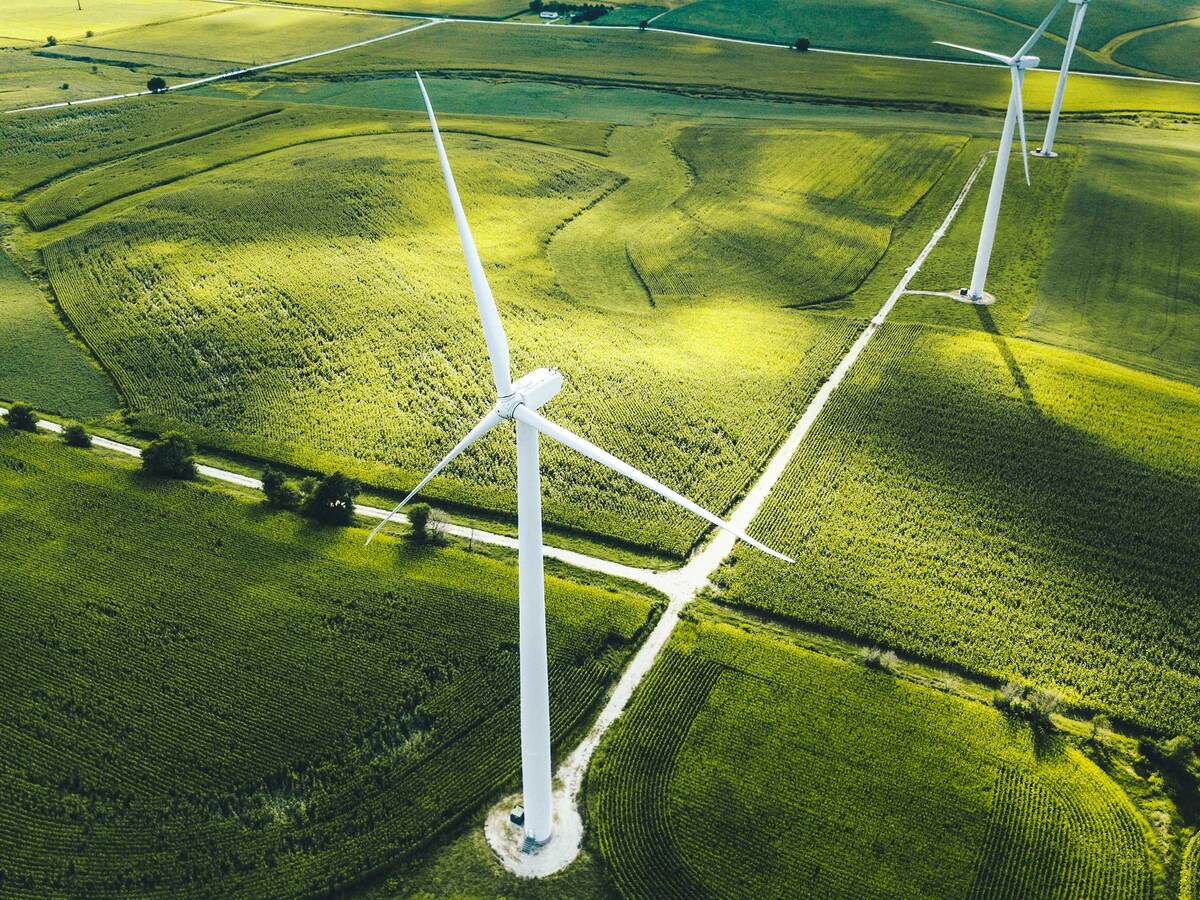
[367,72,792,848]
[936,0,1066,302]
[1034,0,1090,159]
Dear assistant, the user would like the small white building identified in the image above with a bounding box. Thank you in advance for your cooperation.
[539,10,559,18]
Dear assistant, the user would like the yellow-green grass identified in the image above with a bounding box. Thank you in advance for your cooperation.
[0,96,269,199]
[42,5,429,77]
[1184,833,1200,900]
[720,322,1200,739]
[1112,18,1200,84]
[0,0,213,46]
[1028,144,1200,386]
[239,0,529,17]
[0,425,654,896]
[284,22,1200,116]
[0,246,118,418]
[24,111,972,556]
[0,47,147,113]
[588,620,1157,898]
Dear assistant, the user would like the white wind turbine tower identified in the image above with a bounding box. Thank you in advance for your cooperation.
[1034,0,1090,158]
[936,0,1066,303]
[367,72,792,848]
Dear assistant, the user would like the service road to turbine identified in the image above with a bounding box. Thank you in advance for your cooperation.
[485,148,994,877]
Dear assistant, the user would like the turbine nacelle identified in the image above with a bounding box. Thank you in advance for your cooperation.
[499,368,563,420]
[1016,55,1040,70]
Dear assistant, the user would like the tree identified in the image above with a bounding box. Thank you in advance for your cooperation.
[794,37,811,51]
[301,472,360,525]
[147,76,168,94]
[46,36,58,46]
[141,433,197,480]
[530,0,544,9]
[5,403,37,431]
[62,423,92,448]
[262,466,301,510]
[638,19,648,30]
[408,503,431,542]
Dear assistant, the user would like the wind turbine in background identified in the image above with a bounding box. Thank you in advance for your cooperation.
[936,0,1066,302]
[1034,0,1090,158]
[367,72,792,849]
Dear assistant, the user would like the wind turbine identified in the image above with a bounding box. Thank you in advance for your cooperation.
[1034,0,1090,158]
[936,0,1066,302]
[367,72,792,848]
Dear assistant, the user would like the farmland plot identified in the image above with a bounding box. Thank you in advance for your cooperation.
[38,119,958,556]
[588,621,1156,898]
[1028,146,1200,386]
[0,427,654,896]
[719,322,1200,739]
[0,0,212,45]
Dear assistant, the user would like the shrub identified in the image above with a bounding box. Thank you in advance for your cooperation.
[62,423,92,448]
[794,37,811,52]
[61,83,70,90]
[86,30,94,37]
[46,36,57,46]
[141,433,197,480]
[1088,713,1111,746]
[262,466,300,510]
[857,647,898,673]
[639,19,648,30]
[409,503,431,542]
[301,472,359,526]
[147,76,168,94]
[5,403,38,431]
[996,680,1025,712]
[1027,688,1062,731]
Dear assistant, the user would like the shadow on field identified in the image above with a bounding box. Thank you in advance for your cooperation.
[974,304,1037,411]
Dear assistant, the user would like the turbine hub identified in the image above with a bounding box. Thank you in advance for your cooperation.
[1017,55,1039,69]
[497,368,563,420]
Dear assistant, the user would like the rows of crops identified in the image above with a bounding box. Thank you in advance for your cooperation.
[587,620,1156,898]
[721,322,1200,738]
[0,427,654,896]
[1183,833,1200,900]
[36,117,884,557]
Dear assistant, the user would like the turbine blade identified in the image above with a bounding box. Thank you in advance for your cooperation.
[514,405,794,564]
[1016,0,1068,59]
[414,72,513,398]
[933,41,1013,65]
[365,407,503,545]
[1013,67,1031,185]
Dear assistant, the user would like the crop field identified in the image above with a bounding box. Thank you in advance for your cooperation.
[1185,835,1200,900]
[0,0,212,46]
[0,47,147,112]
[285,21,1200,116]
[1112,19,1200,98]
[588,620,1157,898]
[14,104,985,556]
[719,322,1200,739]
[0,426,655,896]
[39,5,427,78]
[0,247,118,418]
[1027,145,1200,386]
[238,0,529,16]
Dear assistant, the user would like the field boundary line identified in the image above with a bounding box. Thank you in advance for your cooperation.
[4,18,442,115]
[483,148,995,876]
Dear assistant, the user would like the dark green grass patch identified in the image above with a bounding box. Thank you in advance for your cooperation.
[0,427,653,896]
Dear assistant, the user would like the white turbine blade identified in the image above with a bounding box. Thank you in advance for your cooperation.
[414,71,513,398]
[514,405,794,564]
[1016,0,1068,59]
[365,408,503,545]
[1013,67,1031,185]
[933,41,1012,65]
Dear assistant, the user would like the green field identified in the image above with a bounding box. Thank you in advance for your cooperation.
[13,101,995,556]
[285,23,1200,116]
[588,619,1158,897]
[0,425,654,895]
[1185,834,1200,900]
[0,47,147,112]
[1112,18,1200,87]
[719,322,1200,739]
[1028,145,1200,385]
[0,246,118,418]
[238,0,530,16]
[0,0,213,46]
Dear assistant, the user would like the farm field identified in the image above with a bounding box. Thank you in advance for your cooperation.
[237,0,530,16]
[718,322,1200,739]
[0,48,148,112]
[38,5,428,79]
[0,425,655,896]
[0,247,118,418]
[1028,145,1200,386]
[588,619,1159,898]
[285,22,1200,116]
[0,0,212,46]
[19,105,977,558]
[1112,18,1200,93]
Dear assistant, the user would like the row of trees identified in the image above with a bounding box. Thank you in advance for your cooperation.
[529,0,612,23]
[5,404,443,542]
